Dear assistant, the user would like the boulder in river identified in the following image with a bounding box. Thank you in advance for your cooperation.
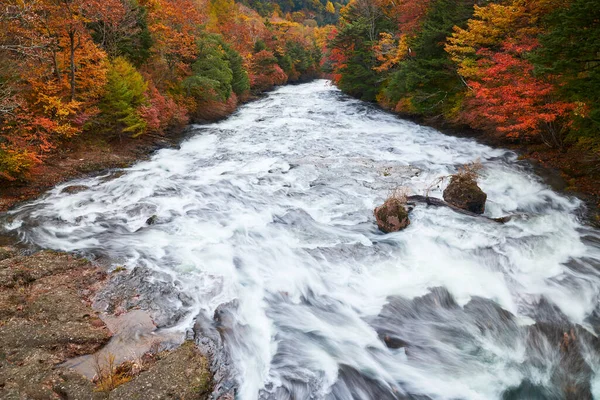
[374,197,410,233]
[443,174,487,214]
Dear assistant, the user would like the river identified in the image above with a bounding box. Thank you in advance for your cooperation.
[3,80,600,399]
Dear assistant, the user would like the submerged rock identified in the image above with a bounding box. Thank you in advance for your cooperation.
[524,320,596,400]
[192,303,239,400]
[443,176,487,214]
[61,185,89,194]
[380,334,408,349]
[502,380,561,400]
[374,197,410,233]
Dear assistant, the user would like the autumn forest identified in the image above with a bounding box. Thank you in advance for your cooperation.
[1,0,599,208]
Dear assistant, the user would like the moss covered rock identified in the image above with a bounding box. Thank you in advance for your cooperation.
[443,177,487,214]
[374,198,410,233]
[109,341,212,399]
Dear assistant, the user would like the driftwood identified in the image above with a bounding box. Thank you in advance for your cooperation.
[406,195,513,224]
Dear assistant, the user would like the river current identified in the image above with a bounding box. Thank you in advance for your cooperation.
[3,80,600,399]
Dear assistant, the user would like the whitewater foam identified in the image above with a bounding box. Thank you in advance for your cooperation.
[3,80,600,400]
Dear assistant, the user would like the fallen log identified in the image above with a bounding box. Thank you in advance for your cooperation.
[406,195,513,224]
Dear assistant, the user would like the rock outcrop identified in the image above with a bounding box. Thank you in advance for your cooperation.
[443,176,487,214]
[374,197,410,233]
[0,249,111,399]
[0,248,215,399]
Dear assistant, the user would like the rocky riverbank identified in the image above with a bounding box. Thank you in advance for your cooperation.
[0,131,183,214]
[0,247,214,399]
[2,80,599,399]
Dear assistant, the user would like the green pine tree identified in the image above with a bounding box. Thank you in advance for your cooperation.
[533,0,600,145]
[384,0,477,116]
[183,34,239,102]
[99,57,148,138]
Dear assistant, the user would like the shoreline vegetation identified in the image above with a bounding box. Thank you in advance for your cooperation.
[324,0,600,226]
[0,0,331,209]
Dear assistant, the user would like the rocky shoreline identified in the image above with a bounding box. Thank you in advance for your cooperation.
[0,247,216,399]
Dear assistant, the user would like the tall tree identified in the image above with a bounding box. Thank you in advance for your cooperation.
[533,0,600,147]
[447,0,574,146]
[98,57,148,137]
[382,0,477,115]
[328,0,392,101]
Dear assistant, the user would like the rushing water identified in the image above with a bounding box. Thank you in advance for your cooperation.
[3,80,600,399]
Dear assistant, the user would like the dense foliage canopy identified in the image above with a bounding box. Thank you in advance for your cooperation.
[326,0,600,174]
[2,0,598,185]
[0,0,325,181]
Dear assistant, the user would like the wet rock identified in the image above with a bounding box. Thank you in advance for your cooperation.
[502,380,560,400]
[109,341,212,399]
[525,322,595,400]
[0,250,110,399]
[413,286,459,311]
[94,266,194,328]
[463,296,516,334]
[146,215,158,225]
[61,185,89,194]
[62,309,184,380]
[374,197,410,233]
[370,287,528,376]
[407,195,511,223]
[443,176,487,214]
[534,296,571,326]
[521,297,598,400]
[371,287,460,353]
[380,334,408,349]
[192,306,238,400]
[330,365,431,400]
[492,215,513,223]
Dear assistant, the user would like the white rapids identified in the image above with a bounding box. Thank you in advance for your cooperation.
[3,80,600,400]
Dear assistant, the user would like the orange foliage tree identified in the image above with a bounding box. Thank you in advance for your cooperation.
[0,0,324,182]
[0,0,118,180]
[446,0,574,145]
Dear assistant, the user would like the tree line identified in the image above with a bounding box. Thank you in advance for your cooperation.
[0,0,326,181]
[326,0,599,175]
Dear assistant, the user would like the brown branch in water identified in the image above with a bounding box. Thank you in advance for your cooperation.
[406,195,513,223]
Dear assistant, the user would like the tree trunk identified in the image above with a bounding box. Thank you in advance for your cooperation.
[51,49,61,81]
[69,30,76,101]
[406,195,513,223]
